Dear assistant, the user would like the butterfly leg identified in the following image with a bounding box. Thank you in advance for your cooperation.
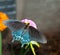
[21,44,25,48]
[30,42,36,55]
[25,43,29,49]
[30,41,40,47]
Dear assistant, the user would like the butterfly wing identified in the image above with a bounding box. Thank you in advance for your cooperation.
[4,20,26,31]
[29,26,47,44]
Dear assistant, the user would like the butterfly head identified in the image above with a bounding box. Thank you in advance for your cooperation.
[24,19,29,25]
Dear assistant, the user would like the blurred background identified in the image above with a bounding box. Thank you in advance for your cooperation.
[0,0,60,31]
[0,0,60,55]
[0,0,16,19]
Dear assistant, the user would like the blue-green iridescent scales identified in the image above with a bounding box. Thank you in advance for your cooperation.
[12,29,30,47]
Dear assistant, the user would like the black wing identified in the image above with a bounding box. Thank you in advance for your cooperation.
[4,20,26,31]
[29,26,47,44]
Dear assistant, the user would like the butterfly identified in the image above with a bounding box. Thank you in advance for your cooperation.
[4,19,47,55]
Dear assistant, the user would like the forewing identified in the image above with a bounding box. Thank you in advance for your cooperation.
[4,20,26,31]
[29,26,47,44]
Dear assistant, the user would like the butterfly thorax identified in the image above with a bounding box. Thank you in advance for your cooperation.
[24,23,30,29]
